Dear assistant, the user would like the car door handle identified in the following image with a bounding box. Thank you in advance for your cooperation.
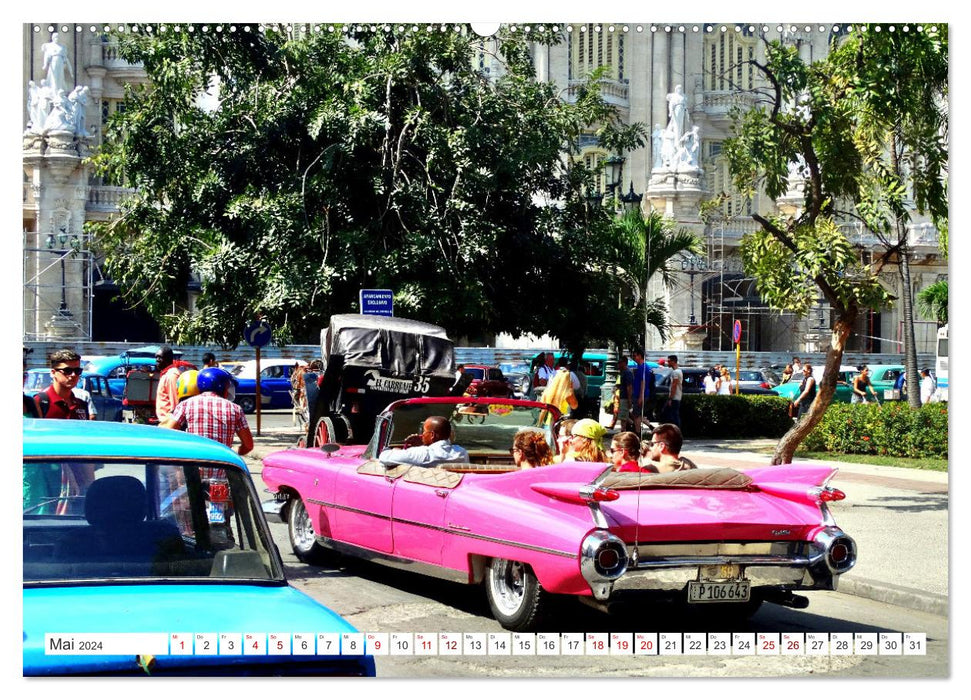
[435,490,449,498]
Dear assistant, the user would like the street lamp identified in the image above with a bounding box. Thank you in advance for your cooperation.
[620,181,643,211]
[45,228,79,316]
[680,253,707,326]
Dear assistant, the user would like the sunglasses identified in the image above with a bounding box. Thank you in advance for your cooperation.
[53,367,82,376]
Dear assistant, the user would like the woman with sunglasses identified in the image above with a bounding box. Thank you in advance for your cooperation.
[609,431,650,472]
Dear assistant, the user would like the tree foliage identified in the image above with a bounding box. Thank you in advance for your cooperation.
[724,25,946,462]
[90,24,650,349]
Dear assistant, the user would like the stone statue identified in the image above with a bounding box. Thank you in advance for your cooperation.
[660,126,677,169]
[678,125,700,169]
[42,33,74,96]
[68,86,90,137]
[43,89,74,133]
[651,124,665,169]
[666,84,687,144]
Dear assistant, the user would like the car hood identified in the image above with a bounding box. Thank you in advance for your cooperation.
[23,583,360,674]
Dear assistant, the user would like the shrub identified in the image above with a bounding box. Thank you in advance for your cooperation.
[678,394,792,439]
[805,402,948,458]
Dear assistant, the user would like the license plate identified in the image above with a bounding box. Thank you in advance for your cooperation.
[688,580,751,603]
[207,501,226,524]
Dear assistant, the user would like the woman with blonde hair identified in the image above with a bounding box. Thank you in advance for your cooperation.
[718,367,732,395]
[568,418,608,463]
[539,367,578,425]
[512,429,554,469]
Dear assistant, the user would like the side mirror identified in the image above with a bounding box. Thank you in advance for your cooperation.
[320,443,340,455]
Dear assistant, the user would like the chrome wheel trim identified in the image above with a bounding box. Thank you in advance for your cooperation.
[290,499,316,553]
[488,559,526,616]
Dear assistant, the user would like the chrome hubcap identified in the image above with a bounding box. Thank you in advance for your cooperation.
[490,559,526,615]
[291,500,315,551]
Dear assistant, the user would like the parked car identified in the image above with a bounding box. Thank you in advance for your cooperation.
[229,359,306,414]
[304,314,457,447]
[84,355,159,397]
[865,364,906,400]
[23,368,124,422]
[22,419,374,676]
[460,364,515,398]
[727,367,782,391]
[497,362,532,399]
[772,365,857,404]
[262,395,857,632]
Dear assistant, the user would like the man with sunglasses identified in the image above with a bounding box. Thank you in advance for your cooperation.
[642,423,696,473]
[33,349,90,420]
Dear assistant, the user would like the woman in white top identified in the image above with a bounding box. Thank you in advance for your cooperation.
[703,369,718,395]
[718,368,732,395]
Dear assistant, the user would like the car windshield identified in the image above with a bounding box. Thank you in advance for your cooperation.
[464,367,486,380]
[23,459,283,585]
[499,363,529,375]
[383,400,558,455]
[737,371,763,382]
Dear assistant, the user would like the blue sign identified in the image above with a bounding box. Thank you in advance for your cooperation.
[732,320,742,345]
[244,319,273,348]
[360,289,394,317]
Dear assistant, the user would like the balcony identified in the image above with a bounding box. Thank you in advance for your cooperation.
[566,79,629,108]
[699,90,757,121]
[86,186,135,214]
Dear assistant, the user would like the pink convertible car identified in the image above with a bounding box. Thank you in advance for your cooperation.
[261,397,856,631]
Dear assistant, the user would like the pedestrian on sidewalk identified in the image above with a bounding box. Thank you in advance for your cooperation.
[663,355,683,428]
[852,366,880,404]
[794,364,817,419]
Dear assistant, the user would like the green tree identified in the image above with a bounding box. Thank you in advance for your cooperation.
[89,24,644,349]
[828,23,948,408]
[725,38,887,464]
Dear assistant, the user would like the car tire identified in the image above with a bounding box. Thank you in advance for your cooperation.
[287,496,329,565]
[484,558,546,631]
[237,395,256,414]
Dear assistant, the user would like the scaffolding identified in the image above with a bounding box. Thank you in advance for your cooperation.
[23,229,94,342]
[703,220,801,352]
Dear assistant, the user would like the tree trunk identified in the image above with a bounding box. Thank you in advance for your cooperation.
[898,249,922,407]
[772,306,858,465]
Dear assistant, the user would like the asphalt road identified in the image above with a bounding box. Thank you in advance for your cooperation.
[246,410,949,679]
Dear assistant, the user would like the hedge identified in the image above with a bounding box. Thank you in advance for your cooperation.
[673,394,793,439]
[803,401,949,459]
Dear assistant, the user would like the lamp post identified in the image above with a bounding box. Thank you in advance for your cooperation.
[680,253,707,326]
[44,228,80,332]
[600,172,643,425]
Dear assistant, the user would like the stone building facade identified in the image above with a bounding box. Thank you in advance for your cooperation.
[22,22,946,354]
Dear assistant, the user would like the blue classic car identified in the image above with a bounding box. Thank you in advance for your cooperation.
[229,359,306,413]
[23,420,375,676]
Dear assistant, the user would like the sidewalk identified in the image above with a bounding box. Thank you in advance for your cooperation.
[245,428,949,618]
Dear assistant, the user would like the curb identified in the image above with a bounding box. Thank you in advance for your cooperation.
[837,576,948,617]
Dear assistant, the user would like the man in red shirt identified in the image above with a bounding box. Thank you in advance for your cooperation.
[33,349,89,420]
[155,345,181,422]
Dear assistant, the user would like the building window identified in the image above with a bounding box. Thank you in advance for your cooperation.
[570,24,624,81]
[578,147,623,195]
[704,30,756,91]
[704,140,751,217]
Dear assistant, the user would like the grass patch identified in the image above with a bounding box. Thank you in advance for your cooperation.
[754,446,948,472]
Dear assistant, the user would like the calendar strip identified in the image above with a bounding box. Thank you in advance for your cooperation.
[42,632,927,656]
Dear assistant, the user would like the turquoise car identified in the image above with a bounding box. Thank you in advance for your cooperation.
[771,365,857,404]
[23,420,375,676]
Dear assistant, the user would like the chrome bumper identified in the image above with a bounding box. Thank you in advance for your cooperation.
[581,528,856,601]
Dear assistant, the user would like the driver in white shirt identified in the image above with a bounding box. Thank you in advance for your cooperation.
[379,415,469,468]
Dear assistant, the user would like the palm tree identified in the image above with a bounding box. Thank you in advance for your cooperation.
[917,279,948,326]
[607,209,703,348]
